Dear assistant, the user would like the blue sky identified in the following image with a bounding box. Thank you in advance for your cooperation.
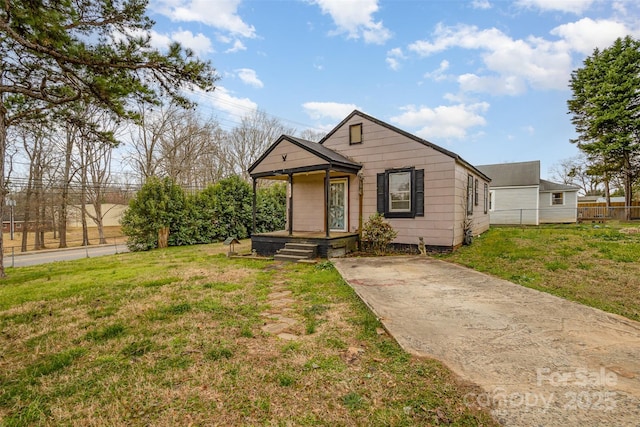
[144,0,640,179]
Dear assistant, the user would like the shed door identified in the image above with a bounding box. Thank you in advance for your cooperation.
[329,178,348,232]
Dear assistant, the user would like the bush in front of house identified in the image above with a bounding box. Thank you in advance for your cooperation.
[362,213,398,255]
[122,176,287,251]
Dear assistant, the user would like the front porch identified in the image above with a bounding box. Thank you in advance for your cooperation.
[251,231,359,258]
[248,135,363,259]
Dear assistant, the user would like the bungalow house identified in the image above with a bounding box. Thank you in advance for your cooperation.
[476,160,579,225]
[248,110,490,258]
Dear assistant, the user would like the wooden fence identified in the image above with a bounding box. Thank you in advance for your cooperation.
[577,202,640,221]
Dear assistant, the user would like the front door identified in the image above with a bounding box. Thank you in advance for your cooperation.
[329,178,348,232]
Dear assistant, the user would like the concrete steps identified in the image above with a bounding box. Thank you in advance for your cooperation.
[274,243,318,262]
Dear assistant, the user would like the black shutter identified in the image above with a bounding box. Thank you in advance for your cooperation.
[415,169,424,217]
[377,172,385,214]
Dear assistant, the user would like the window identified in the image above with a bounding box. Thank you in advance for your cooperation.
[349,123,362,144]
[467,175,474,215]
[474,179,479,206]
[489,190,495,212]
[552,192,564,205]
[484,183,489,214]
[377,168,424,218]
[389,171,411,212]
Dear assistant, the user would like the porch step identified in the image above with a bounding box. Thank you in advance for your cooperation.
[275,243,318,262]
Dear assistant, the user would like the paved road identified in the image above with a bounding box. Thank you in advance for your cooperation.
[5,244,128,268]
[333,256,640,427]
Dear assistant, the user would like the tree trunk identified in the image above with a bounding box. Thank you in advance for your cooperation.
[0,108,6,277]
[59,128,74,248]
[158,227,169,248]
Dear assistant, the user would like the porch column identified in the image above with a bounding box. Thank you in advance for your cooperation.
[288,173,293,236]
[251,177,257,235]
[325,168,330,238]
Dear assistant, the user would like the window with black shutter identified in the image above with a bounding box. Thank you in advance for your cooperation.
[376,167,424,218]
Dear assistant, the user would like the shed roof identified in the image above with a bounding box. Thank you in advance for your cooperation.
[476,161,540,187]
[539,179,580,192]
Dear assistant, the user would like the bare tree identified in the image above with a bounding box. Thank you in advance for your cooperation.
[549,154,603,196]
[297,128,325,142]
[18,125,56,251]
[127,103,166,183]
[157,107,222,189]
[224,110,295,181]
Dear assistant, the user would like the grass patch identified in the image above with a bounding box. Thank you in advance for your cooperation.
[0,242,496,426]
[440,222,640,321]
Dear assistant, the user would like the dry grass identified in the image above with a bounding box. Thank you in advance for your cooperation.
[440,222,640,321]
[3,226,125,254]
[0,245,496,426]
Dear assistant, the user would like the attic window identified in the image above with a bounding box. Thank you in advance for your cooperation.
[552,192,564,205]
[349,123,362,144]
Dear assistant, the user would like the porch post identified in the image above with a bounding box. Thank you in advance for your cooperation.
[325,168,330,238]
[288,173,293,236]
[251,177,257,235]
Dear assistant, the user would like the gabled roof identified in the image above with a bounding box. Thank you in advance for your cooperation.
[319,110,491,181]
[539,179,580,192]
[248,134,361,176]
[476,161,540,187]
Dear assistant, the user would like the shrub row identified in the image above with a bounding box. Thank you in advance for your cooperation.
[121,176,286,251]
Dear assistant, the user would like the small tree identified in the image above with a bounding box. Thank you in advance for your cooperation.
[121,177,185,251]
[362,213,397,255]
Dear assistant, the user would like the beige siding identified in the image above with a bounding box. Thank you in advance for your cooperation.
[539,190,578,223]
[452,164,490,246]
[323,115,460,247]
[251,139,329,175]
[290,174,325,232]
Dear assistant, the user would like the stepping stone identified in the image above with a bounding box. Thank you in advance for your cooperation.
[277,333,299,341]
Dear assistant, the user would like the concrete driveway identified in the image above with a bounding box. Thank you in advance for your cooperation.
[332,256,640,426]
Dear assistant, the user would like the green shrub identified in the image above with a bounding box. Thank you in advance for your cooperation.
[362,213,397,255]
[121,177,186,251]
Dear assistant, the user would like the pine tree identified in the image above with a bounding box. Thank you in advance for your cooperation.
[0,0,217,276]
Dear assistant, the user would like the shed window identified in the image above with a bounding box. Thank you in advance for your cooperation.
[467,175,474,215]
[349,123,362,144]
[552,192,564,205]
[484,183,489,214]
[474,179,479,206]
[377,168,424,218]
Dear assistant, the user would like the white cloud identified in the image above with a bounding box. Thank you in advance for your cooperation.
[170,29,213,55]
[550,18,634,54]
[424,60,450,82]
[406,19,635,95]
[225,40,247,53]
[515,0,595,14]
[236,68,263,88]
[311,0,392,44]
[472,0,492,10]
[390,103,489,141]
[386,47,405,70]
[302,102,360,120]
[154,0,256,38]
[192,86,257,117]
[458,74,527,95]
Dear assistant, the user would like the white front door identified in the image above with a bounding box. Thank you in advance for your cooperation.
[329,178,348,232]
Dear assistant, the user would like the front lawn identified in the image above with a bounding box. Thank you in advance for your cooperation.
[0,244,495,426]
[440,223,640,321]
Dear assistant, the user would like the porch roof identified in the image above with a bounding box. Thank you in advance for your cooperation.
[248,135,362,179]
